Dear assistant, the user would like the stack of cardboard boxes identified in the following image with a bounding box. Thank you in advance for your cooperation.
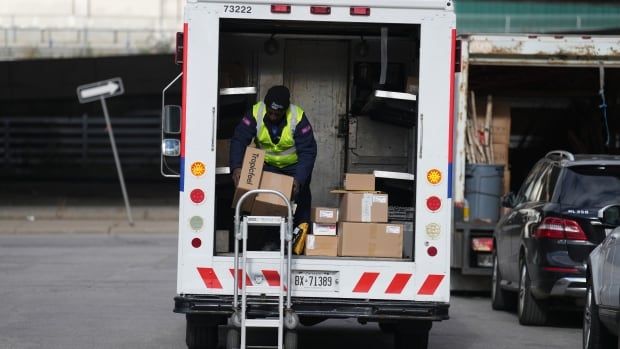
[232,148,405,259]
[304,207,339,256]
[337,174,403,258]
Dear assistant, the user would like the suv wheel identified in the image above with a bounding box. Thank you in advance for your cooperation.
[517,262,547,326]
[583,277,615,349]
[491,252,516,310]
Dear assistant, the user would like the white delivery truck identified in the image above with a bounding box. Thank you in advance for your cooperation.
[160,1,456,348]
[451,34,620,290]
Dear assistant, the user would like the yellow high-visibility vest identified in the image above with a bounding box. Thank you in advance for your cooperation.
[252,101,304,168]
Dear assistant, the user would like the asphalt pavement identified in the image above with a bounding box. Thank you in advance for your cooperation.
[0,205,178,234]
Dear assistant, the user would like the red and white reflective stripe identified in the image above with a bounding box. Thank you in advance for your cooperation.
[229,268,253,288]
[352,272,380,293]
[353,272,413,295]
[197,267,223,289]
[417,274,445,295]
[385,273,412,294]
[198,268,445,296]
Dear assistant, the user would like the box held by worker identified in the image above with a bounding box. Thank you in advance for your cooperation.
[338,222,403,258]
[311,207,339,224]
[344,173,375,191]
[232,147,265,212]
[312,223,337,236]
[305,235,338,257]
[339,192,388,223]
[251,171,294,217]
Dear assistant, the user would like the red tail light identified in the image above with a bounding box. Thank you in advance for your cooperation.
[350,6,370,16]
[271,4,291,13]
[310,6,331,14]
[534,217,587,241]
[471,237,493,252]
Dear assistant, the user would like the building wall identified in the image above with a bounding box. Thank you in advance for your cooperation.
[456,0,620,34]
[0,0,183,60]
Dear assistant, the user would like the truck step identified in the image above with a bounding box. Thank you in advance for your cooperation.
[244,319,280,328]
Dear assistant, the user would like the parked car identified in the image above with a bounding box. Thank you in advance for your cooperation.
[584,209,620,349]
[491,150,620,325]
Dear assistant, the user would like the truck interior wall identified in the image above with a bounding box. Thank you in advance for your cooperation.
[216,20,421,259]
[469,65,620,191]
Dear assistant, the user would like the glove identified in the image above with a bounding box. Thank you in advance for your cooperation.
[232,168,241,187]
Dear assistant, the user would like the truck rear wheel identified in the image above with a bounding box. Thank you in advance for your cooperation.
[284,330,298,349]
[225,327,240,349]
[186,315,218,349]
[393,320,431,349]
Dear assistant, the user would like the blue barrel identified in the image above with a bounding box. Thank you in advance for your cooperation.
[465,164,504,223]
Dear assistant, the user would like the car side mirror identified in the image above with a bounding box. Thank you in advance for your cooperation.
[599,204,620,227]
[163,105,181,134]
[501,192,516,208]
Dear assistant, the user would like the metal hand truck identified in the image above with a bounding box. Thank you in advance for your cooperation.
[228,189,298,349]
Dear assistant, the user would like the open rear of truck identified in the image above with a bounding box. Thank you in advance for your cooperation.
[166,1,456,348]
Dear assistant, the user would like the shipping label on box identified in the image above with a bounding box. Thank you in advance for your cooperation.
[232,147,265,212]
[344,173,375,191]
[340,192,388,223]
[338,222,403,258]
[311,207,339,224]
[305,235,338,256]
[312,223,337,236]
[252,171,294,217]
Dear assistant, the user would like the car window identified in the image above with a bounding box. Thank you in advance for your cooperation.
[517,161,545,204]
[557,165,620,208]
[543,165,561,202]
[526,164,549,202]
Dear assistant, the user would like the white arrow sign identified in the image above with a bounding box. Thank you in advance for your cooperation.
[77,77,124,103]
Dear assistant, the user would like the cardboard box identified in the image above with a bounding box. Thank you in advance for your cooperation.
[311,207,339,224]
[492,144,509,165]
[216,139,230,168]
[503,168,511,195]
[339,192,388,223]
[232,147,265,212]
[476,101,511,145]
[305,235,338,256]
[391,220,413,259]
[344,173,375,191]
[312,223,337,236]
[338,222,403,258]
[252,171,294,217]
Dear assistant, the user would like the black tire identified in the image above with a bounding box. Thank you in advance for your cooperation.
[491,252,516,310]
[284,330,298,349]
[583,279,615,349]
[225,327,240,349]
[394,321,431,349]
[517,262,547,326]
[186,316,218,349]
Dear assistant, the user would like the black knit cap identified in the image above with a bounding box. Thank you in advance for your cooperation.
[264,85,290,111]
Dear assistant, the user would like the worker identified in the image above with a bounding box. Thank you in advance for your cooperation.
[230,85,317,226]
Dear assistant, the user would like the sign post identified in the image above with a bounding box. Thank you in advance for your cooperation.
[77,78,134,226]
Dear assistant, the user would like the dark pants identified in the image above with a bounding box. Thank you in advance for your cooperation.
[263,163,312,226]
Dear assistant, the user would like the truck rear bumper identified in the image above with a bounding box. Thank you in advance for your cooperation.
[174,295,449,322]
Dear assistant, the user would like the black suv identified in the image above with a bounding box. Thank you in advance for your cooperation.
[491,150,620,325]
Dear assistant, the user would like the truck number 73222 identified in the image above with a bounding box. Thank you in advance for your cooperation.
[223,5,252,13]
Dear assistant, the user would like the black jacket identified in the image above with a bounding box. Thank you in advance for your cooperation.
[229,110,317,186]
